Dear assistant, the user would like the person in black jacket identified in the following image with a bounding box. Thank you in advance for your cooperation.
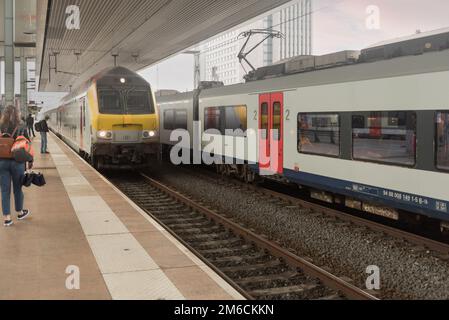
[26,114,36,138]
[39,116,50,154]
[0,105,32,227]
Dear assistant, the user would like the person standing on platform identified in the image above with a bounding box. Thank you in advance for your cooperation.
[0,105,32,227]
[26,114,36,139]
[39,116,50,155]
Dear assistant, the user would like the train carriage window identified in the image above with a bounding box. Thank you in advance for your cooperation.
[352,111,416,166]
[224,105,247,135]
[204,106,247,135]
[436,112,449,171]
[174,110,188,130]
[388,112,406,127]
[273,102,282,141]
[82,101,86,128]
[261,103,269,140]
[205,107,221,132]
[164,110,175,130]
[163,109,188,130]
[298,113,340,157]
[352,115,365,129]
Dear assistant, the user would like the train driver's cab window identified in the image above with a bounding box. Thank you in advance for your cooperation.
[125,89,154,114]
[298,113,340,157]
[98,89,121,114]
[436,112,449,171]
[352,111,416,166]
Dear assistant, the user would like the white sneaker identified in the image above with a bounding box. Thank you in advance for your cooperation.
[4,220,13,227]
[18,210,31,220]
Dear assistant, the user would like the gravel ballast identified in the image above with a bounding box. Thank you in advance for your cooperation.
[147,164,449,300]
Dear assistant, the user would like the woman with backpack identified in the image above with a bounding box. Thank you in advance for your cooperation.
[0,105,33,227]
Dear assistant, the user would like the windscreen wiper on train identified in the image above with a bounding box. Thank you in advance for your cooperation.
[122,87,136,115]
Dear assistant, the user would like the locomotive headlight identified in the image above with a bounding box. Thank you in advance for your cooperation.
[143,130,157,139]
[97,130,113,140]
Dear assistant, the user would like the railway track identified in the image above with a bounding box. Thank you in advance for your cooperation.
[108,172,378,301]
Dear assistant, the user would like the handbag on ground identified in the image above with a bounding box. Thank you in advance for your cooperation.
[22,171,46,187]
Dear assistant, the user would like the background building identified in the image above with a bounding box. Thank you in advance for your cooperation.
[197,0,313,85]
[278,0,313,60]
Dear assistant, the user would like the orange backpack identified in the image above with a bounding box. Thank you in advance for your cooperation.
[11,135,34,163]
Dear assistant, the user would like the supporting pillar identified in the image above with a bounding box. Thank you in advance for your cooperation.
[21,49,28,116]
[193,52,200,90]
[4,0,15,109]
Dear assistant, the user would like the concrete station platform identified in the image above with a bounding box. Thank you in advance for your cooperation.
[0,133,244,300]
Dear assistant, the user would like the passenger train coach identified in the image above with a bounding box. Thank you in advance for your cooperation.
[158,30,449,230]
[46,67,160,169]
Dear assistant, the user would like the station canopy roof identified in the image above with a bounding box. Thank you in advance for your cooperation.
[36,0,291,92]
[0,0,37,58]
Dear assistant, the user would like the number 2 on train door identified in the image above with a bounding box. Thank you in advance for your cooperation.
[258,93,284,175]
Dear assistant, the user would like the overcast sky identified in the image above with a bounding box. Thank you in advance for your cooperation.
[140,0,449,92]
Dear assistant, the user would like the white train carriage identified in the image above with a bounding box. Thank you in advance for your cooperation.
[158,33,449,227]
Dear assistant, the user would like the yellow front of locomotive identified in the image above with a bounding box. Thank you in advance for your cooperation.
[87,67,160,169]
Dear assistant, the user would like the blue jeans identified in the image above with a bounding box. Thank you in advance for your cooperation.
[40,132,48,153]
[0,160,25,216]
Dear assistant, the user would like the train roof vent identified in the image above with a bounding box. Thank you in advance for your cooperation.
[360,28,449,62]
[314,51,360,69]
[284,55,316,74]
[245,51,360,82]
[155,90,180,97]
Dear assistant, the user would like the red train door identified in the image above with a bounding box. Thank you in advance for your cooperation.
[259,92,284,175]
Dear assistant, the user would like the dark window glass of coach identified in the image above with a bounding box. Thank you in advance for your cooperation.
[437,112,449,171]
